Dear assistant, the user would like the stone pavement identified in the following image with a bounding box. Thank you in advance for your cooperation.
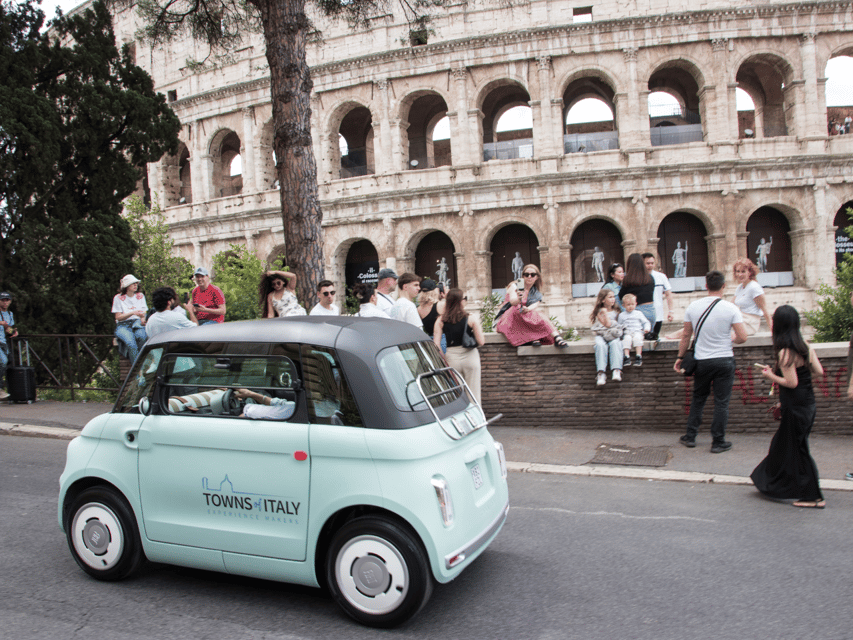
[1,400,851,492]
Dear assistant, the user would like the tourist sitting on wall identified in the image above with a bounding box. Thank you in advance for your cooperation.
[601,262,625,312]
[352,283,391,318]
[618,253,656,328]
[495,264,569,348]
[590,288,624,386]
[732,258,772,335]
[259,269,306,318]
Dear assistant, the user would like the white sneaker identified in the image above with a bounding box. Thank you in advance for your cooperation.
[596,372,606,386]
[612,370,622,382]
[0,390,9,400]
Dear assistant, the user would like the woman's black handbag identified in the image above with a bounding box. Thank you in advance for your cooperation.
[681,299,721,376]
[462,323,478,349]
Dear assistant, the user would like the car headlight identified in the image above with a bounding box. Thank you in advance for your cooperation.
[431,477,454,526]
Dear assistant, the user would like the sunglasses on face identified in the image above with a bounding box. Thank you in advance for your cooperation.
[522,272,538,278]
[322,291,336,296]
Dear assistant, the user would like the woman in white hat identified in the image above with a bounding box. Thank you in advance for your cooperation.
[111,275,148,363]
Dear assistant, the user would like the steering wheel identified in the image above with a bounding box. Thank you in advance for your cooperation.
[218,389,243,416]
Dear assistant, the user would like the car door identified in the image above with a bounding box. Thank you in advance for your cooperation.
[136,352,311,561]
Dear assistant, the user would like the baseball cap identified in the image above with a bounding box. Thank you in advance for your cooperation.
[419,279,437,292]
[377,268,398,280]
[0,292,11,300]
[193,267,209,277]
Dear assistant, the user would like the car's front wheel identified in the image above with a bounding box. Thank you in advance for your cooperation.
[326,515,433,627]
[65,486,144,581]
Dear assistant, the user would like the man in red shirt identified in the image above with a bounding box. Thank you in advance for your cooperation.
[191,267,226,324]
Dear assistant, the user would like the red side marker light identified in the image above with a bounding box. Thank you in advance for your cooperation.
[294,450,308,461]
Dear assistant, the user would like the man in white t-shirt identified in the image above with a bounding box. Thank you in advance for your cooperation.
[388,272,422,328]
[309,280,340,316]
[643,253,673,340]
[674,271,748,453]
[375,268,398,313]
[146,287,198,339]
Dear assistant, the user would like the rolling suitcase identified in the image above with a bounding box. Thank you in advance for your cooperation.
[7,365,36,403]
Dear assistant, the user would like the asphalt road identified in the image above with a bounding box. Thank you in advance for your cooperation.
[2,436,851,640]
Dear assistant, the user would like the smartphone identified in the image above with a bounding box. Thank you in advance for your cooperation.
[193,303,200,308]
[182,292,189,304]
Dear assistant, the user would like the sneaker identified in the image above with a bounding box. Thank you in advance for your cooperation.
[710,441,733,454]
[596,372,606,386]
[845,472,853,481]
[679,435,696,448]
[0,390,9,400]
[612,369,622,382]
[623,355,631,367]
[634,355,643,367]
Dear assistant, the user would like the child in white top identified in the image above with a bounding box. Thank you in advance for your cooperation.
[618,293,650,366]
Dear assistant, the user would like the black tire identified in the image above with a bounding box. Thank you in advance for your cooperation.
[65,486,144,581]
[326,515,434,628]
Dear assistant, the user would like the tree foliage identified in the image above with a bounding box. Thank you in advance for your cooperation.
[123,194,194,295]
[0,0,180,336]
[804,210,853,343]
[134,0,452,311]
[211,243,268,322]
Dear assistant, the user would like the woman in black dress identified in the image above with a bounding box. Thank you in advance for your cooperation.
[751,305,826,508]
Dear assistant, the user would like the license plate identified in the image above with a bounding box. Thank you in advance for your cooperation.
[470,463,483,489]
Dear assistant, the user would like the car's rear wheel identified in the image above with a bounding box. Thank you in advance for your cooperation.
[66,486,144,581]
[326,515,433,628]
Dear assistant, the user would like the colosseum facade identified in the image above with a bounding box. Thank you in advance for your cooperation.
[102,0,853,326]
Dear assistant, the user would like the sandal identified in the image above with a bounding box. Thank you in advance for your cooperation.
[553,336,569,348]
[530,340,542,347]
[792,500,826,509]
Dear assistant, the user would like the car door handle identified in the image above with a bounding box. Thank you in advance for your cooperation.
[124,429,139,449]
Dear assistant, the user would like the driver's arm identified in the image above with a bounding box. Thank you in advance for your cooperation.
[234,388,273,406]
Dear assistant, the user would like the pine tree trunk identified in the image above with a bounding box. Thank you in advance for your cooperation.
[253,0,324,310]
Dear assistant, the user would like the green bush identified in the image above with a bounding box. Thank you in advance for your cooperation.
[804,254,853,343]
[211,244,268,321]
[479,292,504,332]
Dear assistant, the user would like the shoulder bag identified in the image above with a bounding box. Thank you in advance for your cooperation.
[462,318,478,349]
[680,298,721,376]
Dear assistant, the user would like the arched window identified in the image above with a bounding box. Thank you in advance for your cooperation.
[562,75,618,153]
[481,82,533,161]
[746,207,793,286]
[656,212,709,291]
[834,201,853,266]
[736,88,757,139]
[569,219,623,298]
[339,107,374,179]
[212,130,242,198]
[736,54,793,138]
[489,224,539,291]
[648,62,704,146]
[405,93,451,170]
[825,55,853,136]
[178,146,192,204]
[345,240,380,288]
[415,231,456,288]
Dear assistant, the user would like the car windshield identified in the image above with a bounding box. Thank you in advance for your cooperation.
[377,341,463,412]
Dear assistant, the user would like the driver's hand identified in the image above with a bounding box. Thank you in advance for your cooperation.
[234,388,256,402]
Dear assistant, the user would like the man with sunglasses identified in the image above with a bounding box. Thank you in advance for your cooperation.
[309,280,340,316]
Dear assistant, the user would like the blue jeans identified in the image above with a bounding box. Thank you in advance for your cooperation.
[0,343,8,389]
[636,302,656,328]
[199,319,218,326]
[115,320,147,364]
[685,357,736,443]
[594,336,622,372]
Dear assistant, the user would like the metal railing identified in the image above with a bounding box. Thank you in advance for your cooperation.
[650,124,704,147]
[483,138,534,161]
[10,334,123,400]
[563,131,620,153]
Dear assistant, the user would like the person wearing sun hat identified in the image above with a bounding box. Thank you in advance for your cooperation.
[111,274,148,363]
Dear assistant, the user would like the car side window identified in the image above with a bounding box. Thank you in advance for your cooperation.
[115,348,164,413]
[158,353,300,420]
[299,345,363,427]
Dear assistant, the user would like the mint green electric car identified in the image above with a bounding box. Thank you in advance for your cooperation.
[59,317,509,627]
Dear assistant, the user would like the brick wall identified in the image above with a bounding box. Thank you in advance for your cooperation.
[478,336,852,435]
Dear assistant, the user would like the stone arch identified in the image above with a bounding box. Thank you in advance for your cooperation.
[162,141,192,207]
[266,243,287,268]
[332,103,375,179]
[822,46,853,136]
[656,211,710,283]
[745,206,794,280]
[487,220,542,289]
[398,90,451,169]
[412,230,457,287]
[475,80,534,161]
[340,238,380,288]
[209,128,242,198]
[833,199,853,266]
[569,218,624,294]
[647,58,707,146]
[560,71,619,153]
[735,52,796,138]
[648,206,719,242]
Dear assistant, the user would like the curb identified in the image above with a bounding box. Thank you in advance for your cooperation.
[3,424,851,492]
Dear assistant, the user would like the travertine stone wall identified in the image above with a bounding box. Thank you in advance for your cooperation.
[90,0,853,326]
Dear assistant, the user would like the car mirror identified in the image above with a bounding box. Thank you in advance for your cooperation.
[138,397,151,416]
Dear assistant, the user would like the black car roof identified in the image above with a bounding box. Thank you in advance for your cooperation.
[142,316,465,429]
